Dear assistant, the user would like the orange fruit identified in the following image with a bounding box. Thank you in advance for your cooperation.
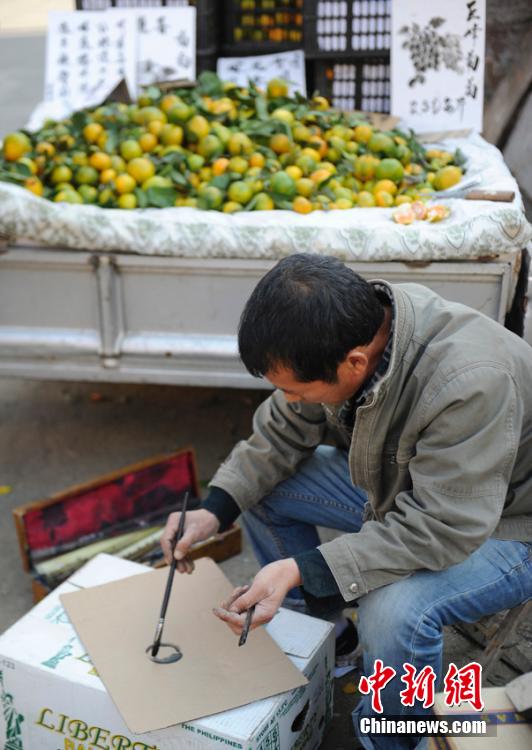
[353,123,373,144]
[293,196,312,214]
[168,102,193,124]
[368,133,396,155]
[433,165,462,191]
[35,141,55,157]
[249,152,265,168]
[269,133,291,155]
[127,157,155,184]
[139,132,158,152]
[286,165,303,180]
[3,132,31,161]
[271,108,294,125]
[228,156,248,174]
[110,155,126,172]
[74,166,99,185]
[120,140,143,161]
[148,120,165,137]
[186,115,210,143]
[212,157,230,176]
[375,190,394,208]
[50,165,73,184]
[375,158,404,183]
[197,185,223,210]
[115,173,137,194]
[355,155,379,181]
[228,132,253,155]
[223,201,243,214]
[89,152,112,171]
[270,171,296,197]
[118,193,137,209]
[160,124,184,147]
[100,168,117,184]
[296,177,315,197]
[254,192,274,210]
[228,181,253,205]
[136,106,167,125]
[373,179,398,196]
[24,176,44,196]
[197,134,222,159]
[160,94,181,114]
[310,168,331,185]
[82,122,103,143]
[357,191,376,207]
[267,78,289,98]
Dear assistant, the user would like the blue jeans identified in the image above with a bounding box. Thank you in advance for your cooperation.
[241,446,532,750]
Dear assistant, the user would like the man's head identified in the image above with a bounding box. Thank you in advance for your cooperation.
[238,254,387,404]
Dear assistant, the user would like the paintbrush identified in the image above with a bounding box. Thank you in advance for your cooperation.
[150,491,189,658]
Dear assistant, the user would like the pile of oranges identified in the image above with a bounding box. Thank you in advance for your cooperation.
[0,73,464,213]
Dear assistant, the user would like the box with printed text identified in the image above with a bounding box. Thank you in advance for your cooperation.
[0,554,334,750]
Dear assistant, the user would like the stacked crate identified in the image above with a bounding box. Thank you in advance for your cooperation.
[75,0,219,74]
[221,0,304,55]
[304,0,391,113]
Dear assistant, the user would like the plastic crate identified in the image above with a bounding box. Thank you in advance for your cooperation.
[311,57,390,113]
[75,0,219,57]
[221,0,304,56]
[304,0,391,58]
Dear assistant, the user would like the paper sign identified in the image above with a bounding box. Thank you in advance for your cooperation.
[109,7,196,87]
[44,11,137,112]
[217,50,307,95]
[60,558,306,734]
[391,0,485,132]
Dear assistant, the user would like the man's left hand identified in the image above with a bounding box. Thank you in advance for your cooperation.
[213,558,302,636]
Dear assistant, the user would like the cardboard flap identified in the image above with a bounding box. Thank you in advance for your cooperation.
[61,558,307,734]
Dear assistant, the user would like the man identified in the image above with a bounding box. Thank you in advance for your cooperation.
[162,254,532,750]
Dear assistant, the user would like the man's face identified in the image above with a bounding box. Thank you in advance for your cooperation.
[265,355,370,406]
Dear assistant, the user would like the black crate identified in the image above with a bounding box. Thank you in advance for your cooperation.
[304,0,391,58]
[75,0,219,56]
[311,56,390,113]
[221,0,304,56]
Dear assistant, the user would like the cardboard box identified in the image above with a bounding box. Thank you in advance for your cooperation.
[12,447,241,601]
[427,687,532,749]
[0,554,334,750]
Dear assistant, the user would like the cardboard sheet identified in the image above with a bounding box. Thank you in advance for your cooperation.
[60,557,306,734]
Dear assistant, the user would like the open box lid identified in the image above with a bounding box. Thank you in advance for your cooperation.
[12,447,200,573]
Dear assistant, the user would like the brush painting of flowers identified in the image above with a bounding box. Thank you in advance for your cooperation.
[400,17,464,87]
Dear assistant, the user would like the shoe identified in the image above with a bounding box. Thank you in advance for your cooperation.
[335,618,361,669]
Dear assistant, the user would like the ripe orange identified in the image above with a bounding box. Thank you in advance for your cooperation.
[3,132,31,161]
[127,157,155,184]
[82,122,103,143]
[293,196,313,214]
[115,173,137,194]
[89,152,112,171]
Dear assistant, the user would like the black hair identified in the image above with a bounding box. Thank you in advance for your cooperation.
[238,253,385,383]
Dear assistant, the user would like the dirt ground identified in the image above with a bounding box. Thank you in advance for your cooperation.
[1,377,530,749]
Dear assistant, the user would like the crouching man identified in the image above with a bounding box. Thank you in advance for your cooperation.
[162,254,532,750]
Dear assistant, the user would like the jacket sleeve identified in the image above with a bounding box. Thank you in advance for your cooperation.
[209,389,327,511]
[319,365,523,602]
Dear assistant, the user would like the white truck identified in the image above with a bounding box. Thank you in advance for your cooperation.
[1,134,530,388]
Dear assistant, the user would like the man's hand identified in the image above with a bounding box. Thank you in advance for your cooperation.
[160,508,220,573]
[213,558,302,635]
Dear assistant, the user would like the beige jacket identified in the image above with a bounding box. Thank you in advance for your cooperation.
[211,283,532,602]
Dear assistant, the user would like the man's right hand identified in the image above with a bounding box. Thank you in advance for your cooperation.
[160,508,220,572]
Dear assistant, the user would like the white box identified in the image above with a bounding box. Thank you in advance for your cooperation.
[0,554,334,750]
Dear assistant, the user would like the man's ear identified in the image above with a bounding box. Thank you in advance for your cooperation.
[344,349,369,377]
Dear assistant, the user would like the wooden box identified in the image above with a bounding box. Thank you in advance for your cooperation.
[12,447,241,601]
